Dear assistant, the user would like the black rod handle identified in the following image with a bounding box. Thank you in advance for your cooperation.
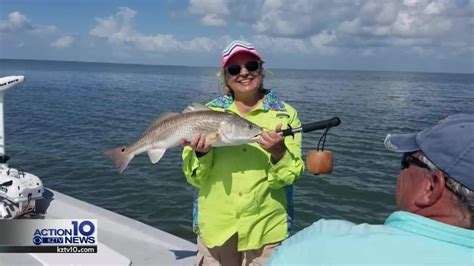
[302,117,341,133]
[280,117,341,137]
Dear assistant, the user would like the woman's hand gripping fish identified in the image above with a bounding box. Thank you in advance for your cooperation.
[106,103,263,174]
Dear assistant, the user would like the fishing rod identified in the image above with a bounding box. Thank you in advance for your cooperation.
[280,117,341,137]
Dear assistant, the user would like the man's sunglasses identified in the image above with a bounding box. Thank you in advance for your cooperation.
[226,61,261,76]
[401,153,433,170]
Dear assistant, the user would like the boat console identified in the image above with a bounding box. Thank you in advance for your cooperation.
[0,76,44,218]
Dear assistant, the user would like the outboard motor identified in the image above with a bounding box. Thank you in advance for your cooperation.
[0,76,44,218]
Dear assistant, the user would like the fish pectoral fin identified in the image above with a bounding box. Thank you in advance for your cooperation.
[148,148,167,164]
[206,133,220,146]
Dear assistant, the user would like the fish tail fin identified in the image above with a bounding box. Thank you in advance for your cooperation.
[105,146,134,174]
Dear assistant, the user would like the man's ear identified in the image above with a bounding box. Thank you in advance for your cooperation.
[416,170,445,207]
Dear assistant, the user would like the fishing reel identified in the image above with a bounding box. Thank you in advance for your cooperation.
[281,117,341,175]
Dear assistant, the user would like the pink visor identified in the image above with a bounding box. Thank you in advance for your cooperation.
[221,40,264,67]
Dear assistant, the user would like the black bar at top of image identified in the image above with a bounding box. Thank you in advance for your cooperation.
[0,245,97,253]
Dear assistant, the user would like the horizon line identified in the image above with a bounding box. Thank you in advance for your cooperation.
[1,58,473,76]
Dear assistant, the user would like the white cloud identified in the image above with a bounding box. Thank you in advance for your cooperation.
[337,0,455,40]
[188,0,229,26]
[0,11,29,32]
[89,7,134,42]
[8,11,32,30]
[403,0,429,8]
[0,10,65,51]
[252,35,308,54]
[185,0,472,58]
[50,36,74,48]
[90,7,218,53]
[201,14,227,27]
[338,18,361,34]
[424,0,448,15]
[360,0,400,25]
[254,0,344,37]
[182,37,216,52]
[309,31,337,54]
[0,11,57,34]
[310,31,336,47]
[134,34,181,52]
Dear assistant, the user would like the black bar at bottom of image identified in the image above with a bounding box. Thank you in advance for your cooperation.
[0,245,98,253]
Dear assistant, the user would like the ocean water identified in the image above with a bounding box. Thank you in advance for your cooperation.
[1,59,473,242]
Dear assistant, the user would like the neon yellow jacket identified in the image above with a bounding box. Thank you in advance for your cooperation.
[182,90,304,251]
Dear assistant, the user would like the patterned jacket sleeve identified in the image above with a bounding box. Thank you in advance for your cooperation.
[182,146,214,188]
[266,106,304,189]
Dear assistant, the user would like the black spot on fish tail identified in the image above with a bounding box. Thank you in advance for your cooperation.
[105,146,133,174]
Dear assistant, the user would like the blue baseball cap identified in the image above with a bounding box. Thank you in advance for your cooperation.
[384,114,474,191]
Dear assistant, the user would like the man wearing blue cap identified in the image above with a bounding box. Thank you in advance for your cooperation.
[268,114,473,265]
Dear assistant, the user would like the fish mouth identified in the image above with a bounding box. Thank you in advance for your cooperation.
[250,134,261,142]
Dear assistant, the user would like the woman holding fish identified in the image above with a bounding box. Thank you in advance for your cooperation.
[181,40,304,266]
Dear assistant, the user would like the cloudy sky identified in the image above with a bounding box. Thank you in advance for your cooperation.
[1,0,473,73]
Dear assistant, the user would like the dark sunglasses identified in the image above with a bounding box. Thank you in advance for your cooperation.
[226,61,261,76]
[401,153,432,170]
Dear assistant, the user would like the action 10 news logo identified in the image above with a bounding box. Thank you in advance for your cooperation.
[33,220,96,245]
[0,219,98,253]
